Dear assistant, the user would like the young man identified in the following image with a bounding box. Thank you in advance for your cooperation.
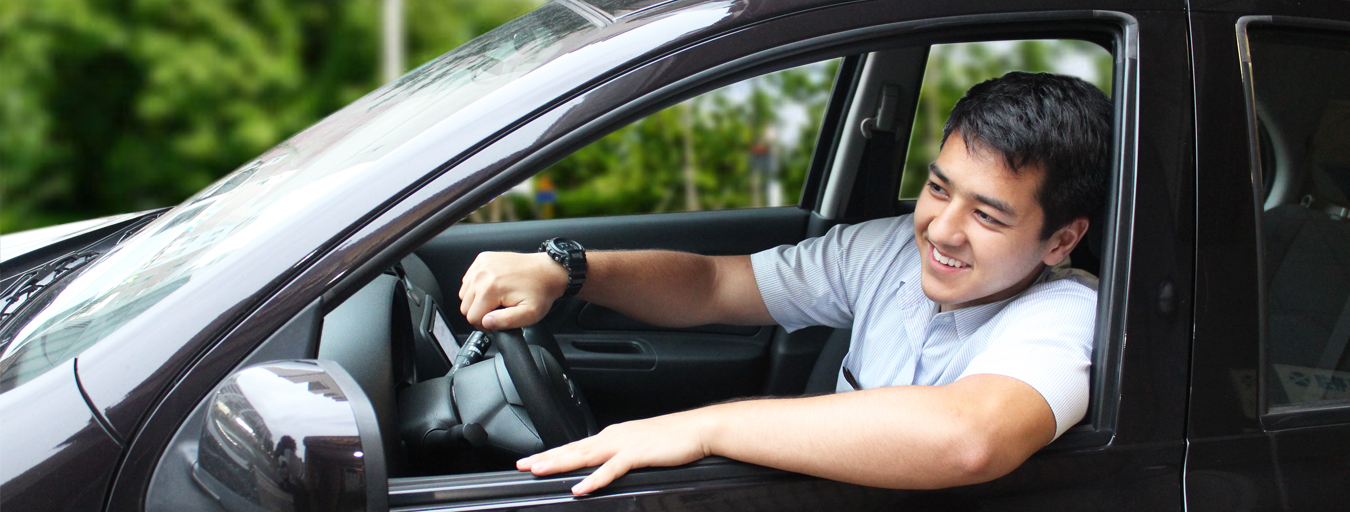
[458,71,1113,495]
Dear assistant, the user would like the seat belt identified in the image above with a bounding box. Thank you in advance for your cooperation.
[846,83,905,221]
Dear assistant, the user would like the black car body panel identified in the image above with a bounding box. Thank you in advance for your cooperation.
[0,360,123,512]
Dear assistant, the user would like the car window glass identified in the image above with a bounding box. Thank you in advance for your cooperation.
[462,59,841,222]
[1247,27,1350,409]
[897,40,1112,199]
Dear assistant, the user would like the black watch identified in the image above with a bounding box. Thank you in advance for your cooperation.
[539,237,587,298]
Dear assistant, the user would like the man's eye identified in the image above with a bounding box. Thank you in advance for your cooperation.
[974,210,1003,225]
[927,182,946,196]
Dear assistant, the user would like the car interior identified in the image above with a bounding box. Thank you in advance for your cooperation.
[303,34,1123,481]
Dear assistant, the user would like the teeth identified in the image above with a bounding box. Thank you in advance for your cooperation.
[933,246,968,268]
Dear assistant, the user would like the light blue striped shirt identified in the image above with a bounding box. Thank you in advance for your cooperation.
[751,214,1097,439]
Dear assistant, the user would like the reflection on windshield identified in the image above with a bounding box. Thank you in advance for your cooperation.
[585,0,678,18]
[0,3,595,393]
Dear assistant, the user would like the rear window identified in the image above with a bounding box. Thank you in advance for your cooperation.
[1247,27,1350,409]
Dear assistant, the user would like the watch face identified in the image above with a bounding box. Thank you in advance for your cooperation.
[555,239,579,252]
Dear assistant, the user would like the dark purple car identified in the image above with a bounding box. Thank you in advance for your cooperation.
[3,0,1349,510]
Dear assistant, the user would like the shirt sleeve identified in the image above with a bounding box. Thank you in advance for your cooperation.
[958,278,1097,440]
[750,216,908,332]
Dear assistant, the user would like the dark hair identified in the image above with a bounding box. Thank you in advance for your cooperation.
[941,71,1112,239]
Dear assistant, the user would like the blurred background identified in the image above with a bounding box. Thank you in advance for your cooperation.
[1,0,1110,233]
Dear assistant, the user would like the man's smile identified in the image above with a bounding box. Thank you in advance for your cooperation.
[928,239,971,272]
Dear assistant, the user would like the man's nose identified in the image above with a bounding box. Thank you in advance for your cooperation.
[928,203,967,247]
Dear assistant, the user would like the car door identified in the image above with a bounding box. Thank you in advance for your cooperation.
[1187,3,1350,510]
[381,3,1196,511]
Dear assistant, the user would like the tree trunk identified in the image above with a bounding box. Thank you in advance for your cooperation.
[681,103,699,211]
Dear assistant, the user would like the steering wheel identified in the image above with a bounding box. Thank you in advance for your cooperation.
[492,327,596,448]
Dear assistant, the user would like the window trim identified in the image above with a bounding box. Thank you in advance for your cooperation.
[1237,15,1350,429]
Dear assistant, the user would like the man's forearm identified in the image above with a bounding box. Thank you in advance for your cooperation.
[696,375,1053,489]
[518,373,1057,495]
[576,251,772,328]
[459,249,771,330]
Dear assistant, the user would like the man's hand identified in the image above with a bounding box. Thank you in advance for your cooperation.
[516,409,716,495]
[459,251,568,330]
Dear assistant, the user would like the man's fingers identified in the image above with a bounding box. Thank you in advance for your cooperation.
[573,456,634,495]
[482,303,542,330]
[464,291,509,329]
[458,287,476,319]
[523,442,608,476]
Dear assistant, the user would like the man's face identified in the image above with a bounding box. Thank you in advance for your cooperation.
[913,133,1082,311]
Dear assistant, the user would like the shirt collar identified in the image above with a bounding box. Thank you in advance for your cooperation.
[895,239,928,310]
[949,297,1013,339]
[914,263,1063,341]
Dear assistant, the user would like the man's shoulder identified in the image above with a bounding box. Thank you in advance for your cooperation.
[999,268,1099,325]
[830,214,916,256]
[848,213,915,235]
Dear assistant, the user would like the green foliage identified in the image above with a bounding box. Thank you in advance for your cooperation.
[487,40,1110,221]
[518,59,840,220]
[0,0,537,233]
[2,5,1112,234]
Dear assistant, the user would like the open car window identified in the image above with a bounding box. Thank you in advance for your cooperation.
[376,32,1127,503]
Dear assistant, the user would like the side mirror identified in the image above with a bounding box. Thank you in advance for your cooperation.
[193,360,387,512]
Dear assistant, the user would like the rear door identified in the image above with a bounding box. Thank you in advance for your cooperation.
[1187,2,1350,509]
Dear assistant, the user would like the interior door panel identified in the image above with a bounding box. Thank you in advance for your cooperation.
[415,206,813,424]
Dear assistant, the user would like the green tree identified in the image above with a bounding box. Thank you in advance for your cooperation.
[0,0,538,233]
[514,59,839,221]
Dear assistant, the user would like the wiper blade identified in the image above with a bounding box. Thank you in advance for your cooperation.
[0,252,101,328]
[0,214,159,333]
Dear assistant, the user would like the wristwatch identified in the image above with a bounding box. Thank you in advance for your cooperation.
[539,237,587,298]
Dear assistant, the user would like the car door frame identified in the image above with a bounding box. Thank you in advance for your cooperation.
[366,8,1166,511]
[375,8,1185,511]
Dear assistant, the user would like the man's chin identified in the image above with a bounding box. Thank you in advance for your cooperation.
[919,274,968,306]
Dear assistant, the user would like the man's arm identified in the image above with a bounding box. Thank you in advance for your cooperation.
[518,373,1056,495]
[459,250,774,330]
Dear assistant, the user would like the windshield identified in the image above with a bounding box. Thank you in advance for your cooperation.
[0,3,597,393]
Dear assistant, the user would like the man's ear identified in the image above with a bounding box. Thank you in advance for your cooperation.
[1042,217,1090,266]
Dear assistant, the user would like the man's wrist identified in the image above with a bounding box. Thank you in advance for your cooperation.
[530,252,570,299]
[539,237,587,298]
[687,401,741,459]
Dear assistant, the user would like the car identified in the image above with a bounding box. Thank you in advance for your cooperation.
[3,0,1349,510]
